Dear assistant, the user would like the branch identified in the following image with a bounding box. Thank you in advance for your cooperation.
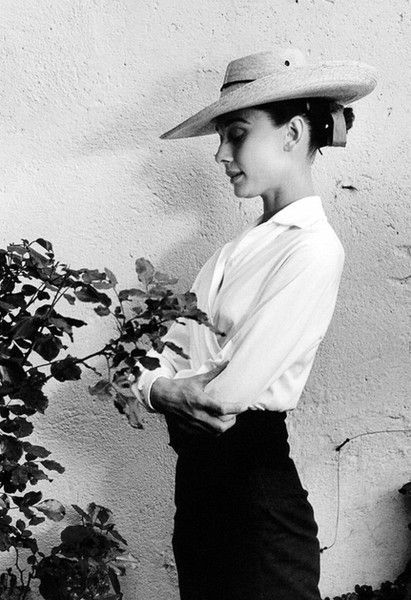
[14,546,26,590]
[320,427,411,553]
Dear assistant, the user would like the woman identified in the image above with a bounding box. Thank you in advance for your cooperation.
[132,46,377,600]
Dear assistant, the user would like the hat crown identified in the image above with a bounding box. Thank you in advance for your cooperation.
[221,47,308,94]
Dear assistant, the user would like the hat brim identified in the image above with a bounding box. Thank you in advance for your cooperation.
[160,60,378,140]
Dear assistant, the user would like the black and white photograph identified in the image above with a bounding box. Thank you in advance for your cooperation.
[0,1,409,599]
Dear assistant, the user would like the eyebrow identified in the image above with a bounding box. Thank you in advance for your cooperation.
[215,117,250,133]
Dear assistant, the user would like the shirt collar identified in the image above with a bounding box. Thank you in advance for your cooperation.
[255,196,327,229]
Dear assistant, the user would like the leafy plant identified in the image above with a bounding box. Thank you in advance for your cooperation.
[0,238,217,598]
[35,503,138,600]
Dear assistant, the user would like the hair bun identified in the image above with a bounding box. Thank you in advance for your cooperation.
[343,107,355,131]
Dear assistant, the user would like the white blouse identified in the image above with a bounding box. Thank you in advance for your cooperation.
[132,195,345,413]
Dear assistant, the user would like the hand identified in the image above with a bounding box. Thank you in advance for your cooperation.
[150,362,246,434]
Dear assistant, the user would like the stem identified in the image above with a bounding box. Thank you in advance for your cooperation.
[22,271,68,364]
[335,428,411,449]
[20,572,33,600]
[24,281,48,311]
[321,428,411,553]
[14,547,26,589]
[113,287,125,318]
[105,355,112,381]
[27,345,112,373]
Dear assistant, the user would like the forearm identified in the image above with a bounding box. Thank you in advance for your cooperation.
[146,365,242,434]
[149,376,177,413]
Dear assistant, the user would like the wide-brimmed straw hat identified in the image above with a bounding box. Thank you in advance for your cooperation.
[160,46,377,140]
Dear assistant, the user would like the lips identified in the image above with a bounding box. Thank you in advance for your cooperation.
[227,171,244,184]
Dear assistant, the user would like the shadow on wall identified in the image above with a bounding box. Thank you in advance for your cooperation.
[76,64,249,286]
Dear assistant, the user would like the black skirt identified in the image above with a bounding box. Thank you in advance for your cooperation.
[166,410,322,600]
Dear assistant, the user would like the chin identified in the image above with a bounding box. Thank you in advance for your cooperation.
[234,188,257,199]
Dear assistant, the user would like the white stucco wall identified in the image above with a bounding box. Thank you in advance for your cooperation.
[1,1,410,598]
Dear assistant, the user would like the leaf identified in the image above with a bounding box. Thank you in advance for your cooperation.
[10,316,42,340]
[80,268,106,284]
[21,284,38,296]
[135,258,155,286]
[0,435,23,461]
[114,393,143,429]
[35,238,53,252]
[118,288,146,302]
[28,247,52,268]
[138,355,161,370]
[94,305,111,316]
[21,528,33,538]
[29,515,45,526]
[37,290,50,301]
[18,385,49,414]
[40,460,65,474]
[112,349,129,368]
[33,334,63,361]
[0,417,34,438]
[113,551,139,569]
[0,299,15,312]
[26,462,52,484]
[48,314,87,337]
[7,244,27,257]
[89,379,113,401]
[16,519,25,532]
[154,271,178,286]
[71,504,91,522]
[22,442,51,459]
[108,567,122,594]
[10,465,30,488]
[90,504,111,525]
[36,499,66,521]
[104,267,118,286]
[75,284,111,307]
[0,495,10,509]
[63,292,76,305]
[106,524,128,546]
[12,490,42,507]
[0,358,26,384]
[50,356,82,382]
[164,341,190,360]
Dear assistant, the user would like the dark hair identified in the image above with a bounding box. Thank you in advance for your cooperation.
[253,97,355,158]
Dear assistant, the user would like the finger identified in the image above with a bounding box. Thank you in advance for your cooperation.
[197,361,229,386]
[187,409,237,434]
[199,395,246,417]
[219,402,248,416]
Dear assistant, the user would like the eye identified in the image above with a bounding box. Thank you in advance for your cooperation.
[228,127,246,143]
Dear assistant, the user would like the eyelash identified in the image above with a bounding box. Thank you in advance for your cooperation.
[228,128,245,142]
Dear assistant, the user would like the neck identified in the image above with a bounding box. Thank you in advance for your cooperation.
[260,169,315,223]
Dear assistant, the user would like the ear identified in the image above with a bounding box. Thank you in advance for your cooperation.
[283,116,305,151]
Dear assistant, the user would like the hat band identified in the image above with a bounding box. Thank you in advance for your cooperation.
[220,79,255,94]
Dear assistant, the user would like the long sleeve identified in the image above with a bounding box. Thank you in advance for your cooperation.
[130,196,345,414]
[202,240,344,411]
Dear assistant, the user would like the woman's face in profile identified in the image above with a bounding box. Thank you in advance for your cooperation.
[214,107,289,199]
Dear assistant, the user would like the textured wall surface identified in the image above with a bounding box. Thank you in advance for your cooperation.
[1,0,410,598]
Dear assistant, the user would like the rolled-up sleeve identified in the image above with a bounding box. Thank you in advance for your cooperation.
[203,242,345,411]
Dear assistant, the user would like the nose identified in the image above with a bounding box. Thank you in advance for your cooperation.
[214,139,233,164]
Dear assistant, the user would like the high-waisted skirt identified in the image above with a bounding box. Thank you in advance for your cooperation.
[166,410,322,600]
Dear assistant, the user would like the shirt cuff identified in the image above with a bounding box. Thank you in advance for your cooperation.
[130,366,172,413]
